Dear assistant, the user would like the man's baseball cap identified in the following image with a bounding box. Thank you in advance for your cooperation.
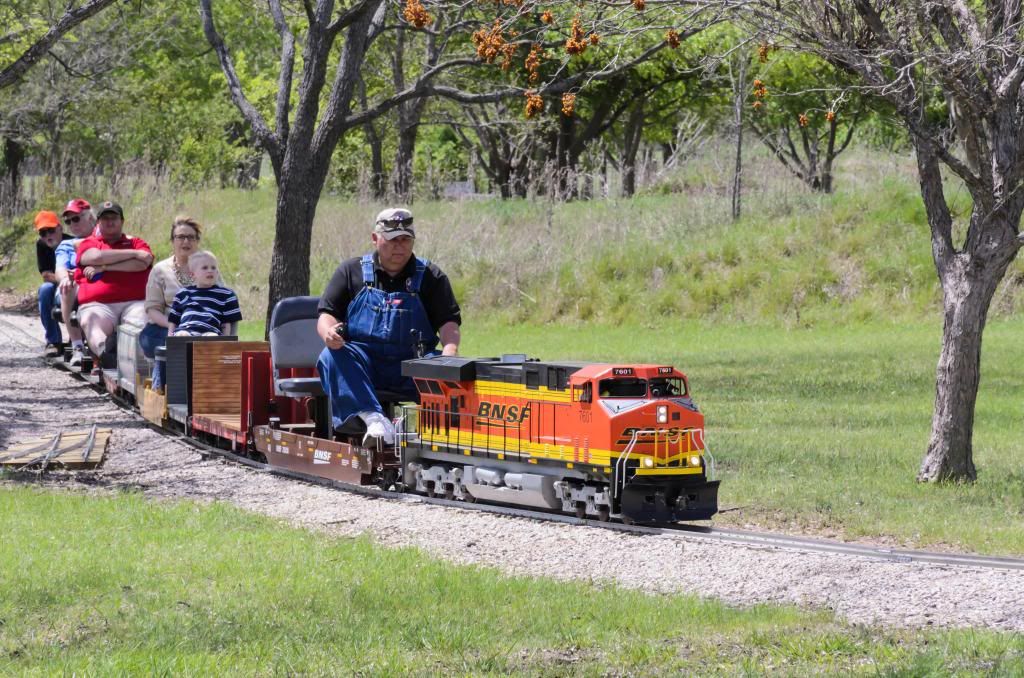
[374,208,415,239]
[34,211,60,231]
[96,200,124,218]
[62,198,91,216]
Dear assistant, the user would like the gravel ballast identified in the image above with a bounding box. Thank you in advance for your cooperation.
[1,311,1022,633]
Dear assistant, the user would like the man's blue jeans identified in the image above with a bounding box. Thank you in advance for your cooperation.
[38,282,61,345]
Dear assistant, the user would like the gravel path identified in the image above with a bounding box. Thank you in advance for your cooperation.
[2,310,1022,633]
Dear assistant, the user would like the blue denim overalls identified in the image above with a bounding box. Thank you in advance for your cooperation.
[317,254,438,430]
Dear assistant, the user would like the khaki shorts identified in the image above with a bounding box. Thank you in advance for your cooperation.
[79,300,147,332]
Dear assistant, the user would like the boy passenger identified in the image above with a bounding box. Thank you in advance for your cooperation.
[167,251,242,336]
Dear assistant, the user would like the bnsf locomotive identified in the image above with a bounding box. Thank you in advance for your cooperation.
[58,296,719,524]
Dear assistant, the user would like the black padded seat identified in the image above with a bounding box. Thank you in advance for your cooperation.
[269,296,324,397]
[276,377,325,397]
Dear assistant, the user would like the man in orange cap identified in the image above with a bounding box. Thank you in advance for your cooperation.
[34,210,74,356]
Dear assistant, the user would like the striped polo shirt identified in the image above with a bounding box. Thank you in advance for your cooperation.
[168,284,242,335]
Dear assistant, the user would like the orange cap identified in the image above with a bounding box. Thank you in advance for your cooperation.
[34,211,60,231]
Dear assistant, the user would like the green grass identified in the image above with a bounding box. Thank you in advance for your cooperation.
[462,316,1024,556]
[2,488,1023,675]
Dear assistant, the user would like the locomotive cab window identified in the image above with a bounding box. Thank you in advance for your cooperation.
[649,377,686,398]
[574,383,593,403]
[598,378,647,398]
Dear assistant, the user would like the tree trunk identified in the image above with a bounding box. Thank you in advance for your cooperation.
[264,164,326,332]
[914,146,1021,481]
[620,99,644,198]
[4,137,24,199]
[391,125,417,202]
[730,58,746,220]
[365,122,385,199]
[919,258,1005,481]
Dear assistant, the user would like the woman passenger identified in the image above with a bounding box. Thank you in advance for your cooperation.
[141,216,217,388]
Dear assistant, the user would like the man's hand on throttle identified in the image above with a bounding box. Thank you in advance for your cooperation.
[323,322,345,350]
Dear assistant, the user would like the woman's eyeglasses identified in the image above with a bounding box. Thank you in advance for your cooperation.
[63,216,81,225]
[173,234,198,242]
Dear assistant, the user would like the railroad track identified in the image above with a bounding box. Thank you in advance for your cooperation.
[150,421,1024,573]
[8,312,1024,574]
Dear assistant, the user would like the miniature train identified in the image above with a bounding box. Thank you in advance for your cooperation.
[54,296,720,524]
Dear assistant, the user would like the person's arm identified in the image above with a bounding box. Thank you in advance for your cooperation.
[423,265,462,356]
[316,261,355,350]
[219,290,242,336]
[79,245,153,269]
[54,242,75,288]
[166,292,184,336]
[439,321,460,356]
[317,312,345,349]
[144,265,170,326]
[56,262,73,287]
[103,256,151,272]
[37,241,57,283]
[147,308,170,326]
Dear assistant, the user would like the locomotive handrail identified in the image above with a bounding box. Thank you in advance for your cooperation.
[614,427,708,499]
[394,404,529,462]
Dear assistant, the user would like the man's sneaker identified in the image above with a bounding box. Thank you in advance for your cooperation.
[44,343,61,357]
[69,347,84,367]
[359,411,395,447]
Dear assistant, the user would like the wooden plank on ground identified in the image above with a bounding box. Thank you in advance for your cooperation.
[0,428,111,469]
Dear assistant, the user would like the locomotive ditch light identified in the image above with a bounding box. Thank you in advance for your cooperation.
[656,405,668,423]
[643,457,654,468]
[689,455,701,467]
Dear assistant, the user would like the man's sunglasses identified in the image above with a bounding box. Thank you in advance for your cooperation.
[380,217,414,227]
[38,228,58,236]
[63,215,82,225]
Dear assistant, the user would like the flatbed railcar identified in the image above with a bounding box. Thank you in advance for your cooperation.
[51,295,720,524]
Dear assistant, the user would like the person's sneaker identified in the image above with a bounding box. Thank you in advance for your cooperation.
[69,347,84,367]
[359,411,395,447]
[44,343,61,357]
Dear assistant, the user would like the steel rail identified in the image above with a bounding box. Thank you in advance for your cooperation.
[161,427,1024,573]
[35,337,1024,575]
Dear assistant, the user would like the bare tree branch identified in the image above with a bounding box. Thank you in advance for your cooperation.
[0,0,120,90]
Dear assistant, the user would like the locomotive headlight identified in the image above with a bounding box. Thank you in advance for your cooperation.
[689,455,701,467]
[643,457,654,468]
[656,405,668,423]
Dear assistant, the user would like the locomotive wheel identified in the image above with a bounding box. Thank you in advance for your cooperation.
[444,486,455,500]
[621,515,635,526]
[575,502,587,519]
[597,506,611,522]
[463,493,477,503]
[377,469,398,491]
[426,481,436,498]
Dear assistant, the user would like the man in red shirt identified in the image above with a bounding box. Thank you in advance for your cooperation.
[74,201,154,365]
